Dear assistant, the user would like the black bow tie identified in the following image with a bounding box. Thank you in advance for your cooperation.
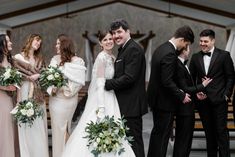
[201,52,211,57]
[184,60,188,65]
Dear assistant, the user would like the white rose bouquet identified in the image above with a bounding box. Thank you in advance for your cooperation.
[10,99,44,127]
[84,116,133,157]
[0,66,22,88]
[38,66,67,90]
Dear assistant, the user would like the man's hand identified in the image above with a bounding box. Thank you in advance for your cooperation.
[197,92,207,100]
[183,93,191,104]
[202,76,213,87]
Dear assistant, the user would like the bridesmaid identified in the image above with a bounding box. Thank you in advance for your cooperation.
[14,34,49,157]
[48,34,86,157]
[0,34,16,157]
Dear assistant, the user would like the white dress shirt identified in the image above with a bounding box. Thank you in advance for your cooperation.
[203,46,214,75]
[178,56,190,74]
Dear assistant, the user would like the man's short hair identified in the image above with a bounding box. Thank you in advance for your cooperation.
[110,19,129,31]
[174,26,194,43]
[200,29,215,39]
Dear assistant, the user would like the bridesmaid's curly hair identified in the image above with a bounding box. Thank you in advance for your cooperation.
[57,34,76,66]
[0,34,13,66]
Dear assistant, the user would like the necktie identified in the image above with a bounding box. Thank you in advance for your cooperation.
[184,60,188,65]
[201,51,211,57]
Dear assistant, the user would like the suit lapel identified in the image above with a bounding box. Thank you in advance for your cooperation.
[117,39,132,59]
[198,52,206,75]
[207,48,219,74]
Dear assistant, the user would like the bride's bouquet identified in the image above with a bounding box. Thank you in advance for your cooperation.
[39,66,67,90]
[10,99,44,127]
[0,66,22,88]
[84,116,133,157]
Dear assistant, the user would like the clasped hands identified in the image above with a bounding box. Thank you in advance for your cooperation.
[183,76,212,103]
[197,76,212,100]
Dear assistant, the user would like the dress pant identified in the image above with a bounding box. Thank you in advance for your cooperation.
[147,109,175,157]
[126,117,145,157]
[196,99,230,157]
[173,114,195,157]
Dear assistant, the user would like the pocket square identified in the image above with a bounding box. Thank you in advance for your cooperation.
[116,59,122,63]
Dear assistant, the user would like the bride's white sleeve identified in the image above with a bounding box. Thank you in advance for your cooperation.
[96,55,106,108]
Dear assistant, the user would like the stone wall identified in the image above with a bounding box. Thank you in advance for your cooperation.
[11,3,227,64]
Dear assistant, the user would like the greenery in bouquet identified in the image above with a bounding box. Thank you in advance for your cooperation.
[39,66,67,90]
[10,99,44,127]
[0,66,22,87]
[84,116,133,157]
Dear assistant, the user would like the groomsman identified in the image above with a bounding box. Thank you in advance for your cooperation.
[189,29,235,157]
[174,46,212,157]
[147,26,194,157]
[105,19,148,157]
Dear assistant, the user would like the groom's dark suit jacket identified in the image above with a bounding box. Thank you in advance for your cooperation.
[105,39,148,117]
[189,48,234,104]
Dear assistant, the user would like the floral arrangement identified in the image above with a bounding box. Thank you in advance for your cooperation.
[10,99,44,127]
[0,66,22,87]
[38,66,67,90]
[84,116,133,157]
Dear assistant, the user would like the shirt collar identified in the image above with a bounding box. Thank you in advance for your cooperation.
[178,56,185,64]
[208,46,215,56]
[169,40,177,50]
[122,37,131,48]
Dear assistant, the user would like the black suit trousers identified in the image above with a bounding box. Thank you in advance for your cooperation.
[147,109,175,157]
[196,99,230,157]
[173,114,195,157]
[126,117,145,157]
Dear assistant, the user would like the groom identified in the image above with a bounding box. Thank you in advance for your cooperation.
[105,19,148,157]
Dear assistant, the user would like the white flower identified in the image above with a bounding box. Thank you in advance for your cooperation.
[105,139,110,144]
[54,72,60,78]
[47,74,54,80]
[26,109,34,117]
[20,109,27,115]
[3,70,11,80]
[96,138,101,143]
[93,142,98,148]
[115,143,119,148]
[10,106,19,114]
[26,102,33,108]
[5,67,11,73]
[48,67,54,73]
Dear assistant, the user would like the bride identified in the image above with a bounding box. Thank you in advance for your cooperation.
[62,31,135,157]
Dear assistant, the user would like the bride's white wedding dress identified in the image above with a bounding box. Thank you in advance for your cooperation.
[62,51,135,157]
